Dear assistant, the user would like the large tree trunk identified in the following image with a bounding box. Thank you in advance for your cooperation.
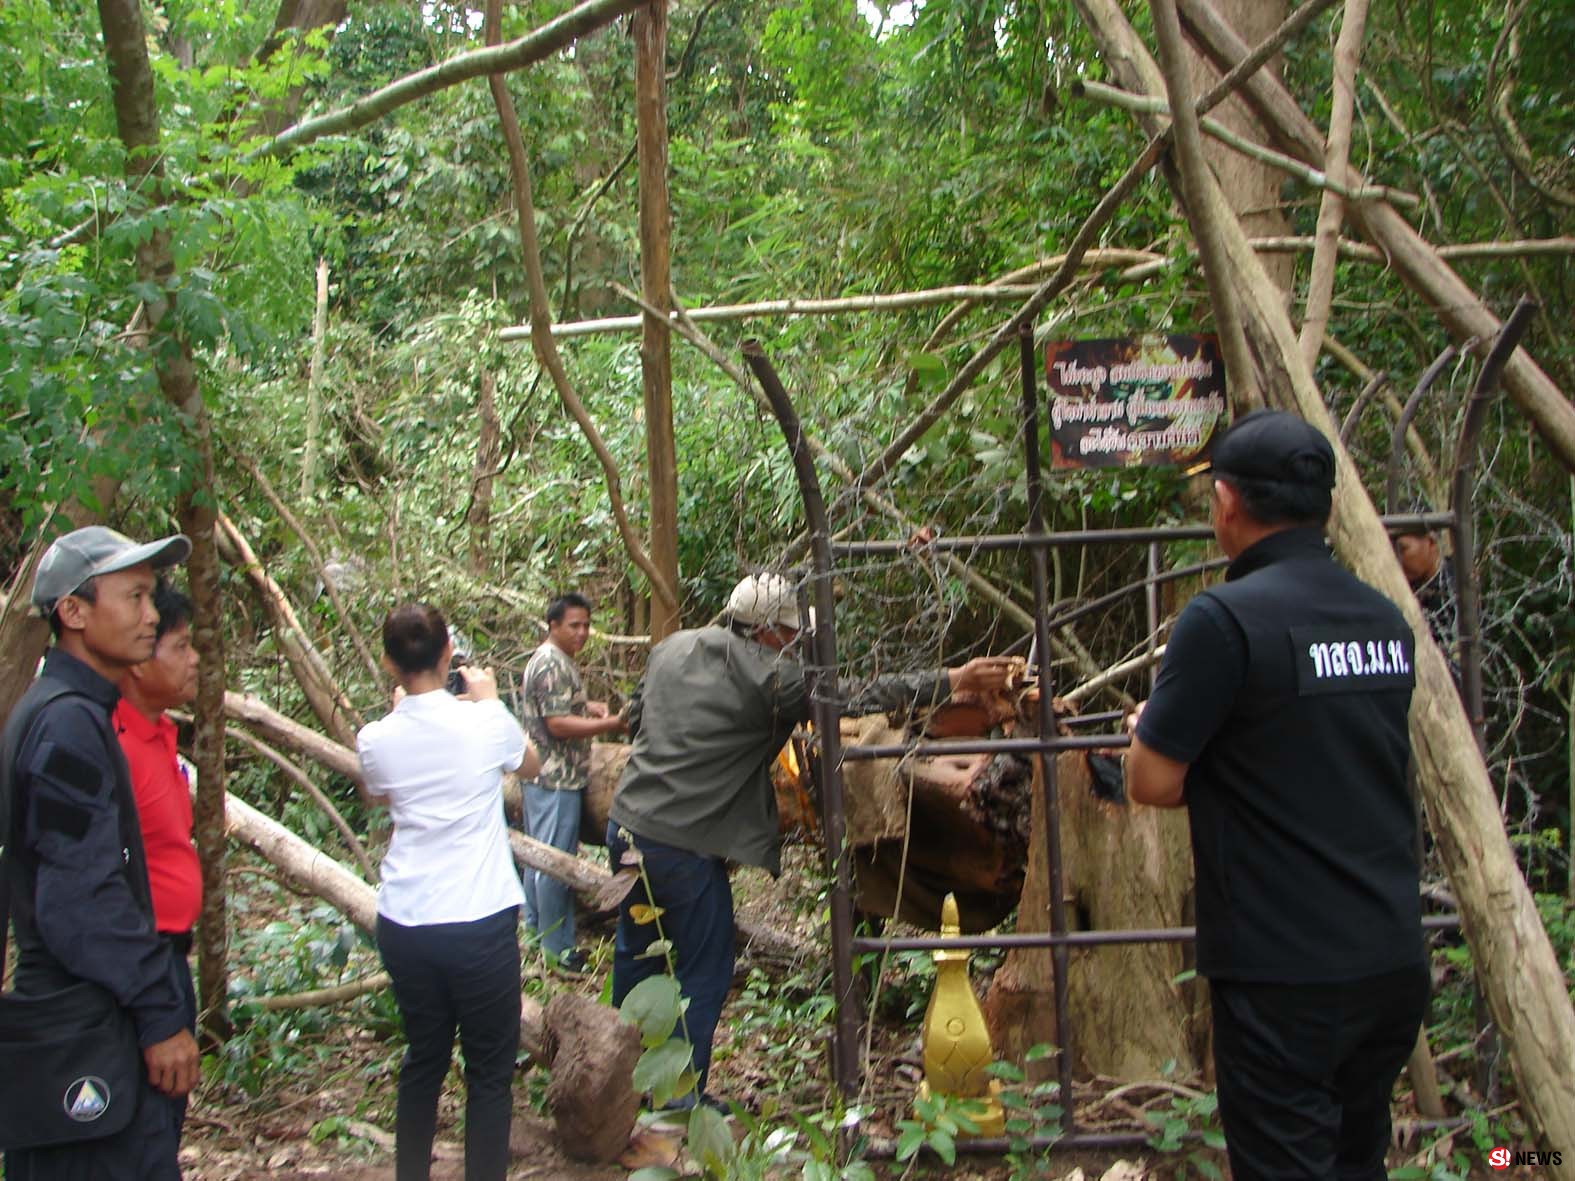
[1074,0,1575,1159]
[633,1,681,640]
[984,753,1204,1081]
[1175,0,1575,478]
[96,0,234,1043]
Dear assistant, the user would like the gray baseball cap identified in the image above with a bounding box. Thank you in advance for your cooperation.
[32,526,192,614]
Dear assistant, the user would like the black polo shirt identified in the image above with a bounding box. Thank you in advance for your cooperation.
[1136,527,1424,983]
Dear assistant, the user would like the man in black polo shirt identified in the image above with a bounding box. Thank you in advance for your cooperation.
[1125,411,1427,1181]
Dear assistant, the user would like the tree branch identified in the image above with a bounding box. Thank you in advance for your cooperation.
[482,0,677,609]
[1297,0,1370,371]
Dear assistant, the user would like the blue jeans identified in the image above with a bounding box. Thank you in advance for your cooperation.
[521,784,582,958]
[606,822,734,1098]
[376,907,521,1181]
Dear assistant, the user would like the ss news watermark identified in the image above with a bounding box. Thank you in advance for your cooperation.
[1489,1146,1563,1170]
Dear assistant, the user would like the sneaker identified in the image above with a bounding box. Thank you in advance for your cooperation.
[551,948,592,976]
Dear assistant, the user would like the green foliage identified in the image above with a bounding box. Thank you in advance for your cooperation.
[1143,1089,1226,1181]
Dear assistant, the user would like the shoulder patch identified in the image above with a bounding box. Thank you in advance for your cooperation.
[41,744,104,796]
[1290,625,1415,695]
[36,796,93,841]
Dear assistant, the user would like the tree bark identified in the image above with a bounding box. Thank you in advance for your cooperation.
[1297,0,1369,371]
[302,257,328,497]
[96,0,233,1044]
[1075,0,1575,1158]
[1176,0,1575,478]
[1149,0,1259,410]
[633,1,681,641]
[468,370,501,576]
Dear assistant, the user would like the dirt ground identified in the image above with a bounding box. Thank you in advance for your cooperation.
[175,845,1500,1180]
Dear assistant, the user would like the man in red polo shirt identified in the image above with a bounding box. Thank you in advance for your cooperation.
[114,581,202,1022]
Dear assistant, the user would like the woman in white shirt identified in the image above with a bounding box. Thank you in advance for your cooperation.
[356,604,539,1181]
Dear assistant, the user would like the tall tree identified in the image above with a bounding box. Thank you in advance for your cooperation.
[94,0,231,1039]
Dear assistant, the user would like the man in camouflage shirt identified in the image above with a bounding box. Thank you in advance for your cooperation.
[518,592,624,971]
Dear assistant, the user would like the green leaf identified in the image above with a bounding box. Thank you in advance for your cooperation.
[631,1039,694,1098]
[628,1169,681,1181]
[619,975,682,1046]
[687,1104,735,1177]
[929,1128,957,1165]
[894,1125,925,1161]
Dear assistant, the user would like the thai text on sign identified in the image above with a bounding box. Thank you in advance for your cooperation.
[1047,335,1228,469]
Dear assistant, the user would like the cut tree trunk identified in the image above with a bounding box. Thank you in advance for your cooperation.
[983,751,1202,1081]
[1075,0,1575,1158]
[220,791,640,1162]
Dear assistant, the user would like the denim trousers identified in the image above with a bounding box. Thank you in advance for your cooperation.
[606,822,734,1097]
[520,783,582,958]
[376,906,521,1181]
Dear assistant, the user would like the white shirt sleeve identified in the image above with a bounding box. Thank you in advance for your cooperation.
[356,727,389,796]
[477,699,527,772]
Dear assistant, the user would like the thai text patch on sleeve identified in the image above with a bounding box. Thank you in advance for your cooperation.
[1290,626,1415,695]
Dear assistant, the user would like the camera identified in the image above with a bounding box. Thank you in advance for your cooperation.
[446,627,472,696]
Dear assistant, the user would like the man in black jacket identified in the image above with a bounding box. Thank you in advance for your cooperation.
[3,526,199,1180]
[1125,412,1426,1181]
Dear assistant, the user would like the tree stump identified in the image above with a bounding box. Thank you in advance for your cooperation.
[983,752,1206,1080]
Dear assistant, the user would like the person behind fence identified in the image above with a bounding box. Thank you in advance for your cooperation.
[356,605,540,1181]
[2,526,199,1180]
[606,572,1017,1108]
[1123,410,1426,1181]
[518,592,625,974]
[1392,522,1458,673]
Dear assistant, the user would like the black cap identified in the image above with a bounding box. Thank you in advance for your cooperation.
[1201,409,1335,490]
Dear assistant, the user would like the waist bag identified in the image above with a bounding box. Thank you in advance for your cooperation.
[0,679,144,1151]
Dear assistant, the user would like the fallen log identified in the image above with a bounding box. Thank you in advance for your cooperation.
[221,791,640,1160]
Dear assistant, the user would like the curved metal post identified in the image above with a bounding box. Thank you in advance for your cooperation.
[740,339,862,1094]
[1018,325,1077,1133]
[1384,345,1460,513]
[1449,298,1537,751]
[1337,370,1388,444]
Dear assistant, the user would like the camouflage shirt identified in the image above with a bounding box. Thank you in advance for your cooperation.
[520,641,590,791]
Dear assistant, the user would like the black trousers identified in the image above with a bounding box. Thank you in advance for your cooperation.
[376,907,521,1181]
[1210,963,1429,1181]
[4,946,196,1181]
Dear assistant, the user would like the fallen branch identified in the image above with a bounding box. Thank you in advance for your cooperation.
[1063,645,1168,708]
[215,514,362,745]
[1075,79,1420,209]
[255,972,391,1011]
[1298,0,1371,371]
[223,724,377,882]
[230,449,385,691]
[224,690,363,782]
